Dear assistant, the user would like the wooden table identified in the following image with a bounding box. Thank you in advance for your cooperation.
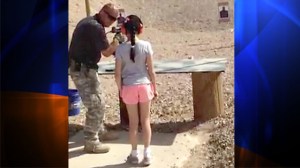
[98,58,227,126]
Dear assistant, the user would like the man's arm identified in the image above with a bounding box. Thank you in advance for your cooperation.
[94,23,119,58]
[101,39,119,57]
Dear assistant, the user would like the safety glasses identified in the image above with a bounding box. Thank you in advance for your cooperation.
[105,11,117,21]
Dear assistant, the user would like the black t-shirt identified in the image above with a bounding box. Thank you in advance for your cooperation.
[69,15,109,65]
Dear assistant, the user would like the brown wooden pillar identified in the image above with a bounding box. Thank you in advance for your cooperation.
[119,94,129,128]
[192,72,224,122]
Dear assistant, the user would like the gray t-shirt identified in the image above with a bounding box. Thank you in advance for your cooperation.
[115,40,154,86]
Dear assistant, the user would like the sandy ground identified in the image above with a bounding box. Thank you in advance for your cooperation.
[68,0,234,167]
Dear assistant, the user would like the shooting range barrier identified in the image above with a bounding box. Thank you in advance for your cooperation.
[97,58,227,127]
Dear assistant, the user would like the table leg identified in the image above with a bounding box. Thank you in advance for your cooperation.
[191,72,224,122]
[119,94,129,129]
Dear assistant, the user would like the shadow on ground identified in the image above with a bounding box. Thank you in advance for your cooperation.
[69,120,202,139]
[92,162,149,168]
[69,120,203,160]
[105,120,202,133]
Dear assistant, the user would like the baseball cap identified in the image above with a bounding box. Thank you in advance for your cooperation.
[101,3,119,20]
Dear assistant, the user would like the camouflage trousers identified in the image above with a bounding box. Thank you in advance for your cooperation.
[70,61,106,143]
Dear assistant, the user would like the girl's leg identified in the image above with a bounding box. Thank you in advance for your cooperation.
[123,85,140,164]
[126,104,139,152]
[139,101,152,156]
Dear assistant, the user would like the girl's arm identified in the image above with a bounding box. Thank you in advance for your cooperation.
[115,58,122,92]
[146,54,158,97]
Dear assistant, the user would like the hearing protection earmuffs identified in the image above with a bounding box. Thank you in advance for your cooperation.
[121,17,143,35]
[120,23,127,35]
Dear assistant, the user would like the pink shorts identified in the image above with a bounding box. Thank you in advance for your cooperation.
[121,84,154,104]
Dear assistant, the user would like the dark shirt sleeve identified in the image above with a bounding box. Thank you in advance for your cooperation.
[84,22,109,63]
[92,24,109,52]
[69,17,110,64]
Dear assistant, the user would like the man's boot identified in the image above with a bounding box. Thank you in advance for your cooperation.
[83,141,110,153]
[99,130,119,141]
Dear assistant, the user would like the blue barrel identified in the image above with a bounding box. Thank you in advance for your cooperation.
[68,89,81,116]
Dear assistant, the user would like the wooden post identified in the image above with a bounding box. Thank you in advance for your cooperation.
[85,0,91,16]
[192,72,224,122]
[119,94,129,128]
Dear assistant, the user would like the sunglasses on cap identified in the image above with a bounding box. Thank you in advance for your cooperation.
[104,11,117,21]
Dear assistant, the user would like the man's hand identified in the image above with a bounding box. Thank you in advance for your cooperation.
[101,39,118,57]
[113,33,125,44]
[153,91,159,99]
[101,33,124,57]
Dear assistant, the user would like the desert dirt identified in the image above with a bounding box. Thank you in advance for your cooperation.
[68,0,234,167]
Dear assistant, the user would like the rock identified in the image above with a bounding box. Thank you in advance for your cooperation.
[188,56,194,60]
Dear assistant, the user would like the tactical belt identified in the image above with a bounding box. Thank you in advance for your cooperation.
[74,60,98,71]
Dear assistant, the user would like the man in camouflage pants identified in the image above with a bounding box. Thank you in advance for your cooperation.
[69,3,121,153]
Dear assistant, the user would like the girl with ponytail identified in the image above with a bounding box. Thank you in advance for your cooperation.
[114,15,158,166]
